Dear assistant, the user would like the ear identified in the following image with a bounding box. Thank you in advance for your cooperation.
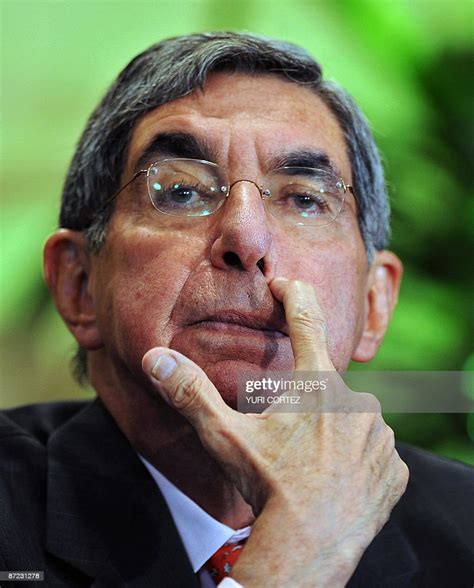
[43,229,103,350]
[352,250,403,363]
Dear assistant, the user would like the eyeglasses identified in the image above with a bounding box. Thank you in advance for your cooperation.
[100,158,354,227]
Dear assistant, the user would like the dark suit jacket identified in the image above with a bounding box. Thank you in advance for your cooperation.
[0,398,473,587]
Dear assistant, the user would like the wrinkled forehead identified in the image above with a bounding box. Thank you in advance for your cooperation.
[124,72,352,183]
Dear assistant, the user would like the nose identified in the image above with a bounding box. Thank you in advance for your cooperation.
[210,179,273,275]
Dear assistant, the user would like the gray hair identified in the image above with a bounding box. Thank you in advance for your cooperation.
[60,32,390,383]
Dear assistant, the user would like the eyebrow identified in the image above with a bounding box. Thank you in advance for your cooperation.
[134,132,341,180]
[134,132,218,172]
[268,149,340,177]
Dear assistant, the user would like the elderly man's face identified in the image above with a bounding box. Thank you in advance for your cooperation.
[88,72,370,405]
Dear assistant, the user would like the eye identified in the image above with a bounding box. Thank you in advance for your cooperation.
[291,193,328,213]
[276,189,329,218]
[153,180,208,209]
[166,183,201,205]
[150,178,222,217]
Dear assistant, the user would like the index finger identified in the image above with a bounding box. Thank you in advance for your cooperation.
[270,277,334,372]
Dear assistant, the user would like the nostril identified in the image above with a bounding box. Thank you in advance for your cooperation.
[223,251,243,268]
[222,252,265,273]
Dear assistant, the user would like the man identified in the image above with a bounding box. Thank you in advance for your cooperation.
[1,32,472,587]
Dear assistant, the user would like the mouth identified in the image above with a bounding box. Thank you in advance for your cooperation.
[189,312,289,338]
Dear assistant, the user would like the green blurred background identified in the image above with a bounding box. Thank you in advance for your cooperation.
[1,0,473,463]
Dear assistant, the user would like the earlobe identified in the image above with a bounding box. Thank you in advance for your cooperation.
[43,229,103,350]
[352,250,403,363]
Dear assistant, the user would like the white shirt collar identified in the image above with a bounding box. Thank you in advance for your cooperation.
[138,454,251,572]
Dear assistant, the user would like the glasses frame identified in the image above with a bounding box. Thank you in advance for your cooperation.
[97,157,355,227]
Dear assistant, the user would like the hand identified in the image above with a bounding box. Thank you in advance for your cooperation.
[142,278,409,587]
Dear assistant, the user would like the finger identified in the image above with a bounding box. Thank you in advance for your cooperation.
[142,347,240,432]
[270,277,334,372]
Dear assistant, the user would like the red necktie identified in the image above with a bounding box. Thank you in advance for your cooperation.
[203,538,247,583]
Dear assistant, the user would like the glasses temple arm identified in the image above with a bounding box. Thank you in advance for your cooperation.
[95,169,147,216]
[346,184,361,210]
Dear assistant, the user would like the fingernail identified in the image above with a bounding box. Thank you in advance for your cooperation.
[151,354,177,381]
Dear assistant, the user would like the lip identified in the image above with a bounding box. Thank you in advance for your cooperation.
[189,312,289,337]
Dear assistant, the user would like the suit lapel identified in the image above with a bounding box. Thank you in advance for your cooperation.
[46,397,198,587]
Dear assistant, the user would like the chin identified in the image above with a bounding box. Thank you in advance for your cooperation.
[203,360,284,411]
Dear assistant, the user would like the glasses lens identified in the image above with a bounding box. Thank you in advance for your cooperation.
[265,167,346,226]
[147,159,227,217]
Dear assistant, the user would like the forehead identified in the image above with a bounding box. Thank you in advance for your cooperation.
[126,72,351,179]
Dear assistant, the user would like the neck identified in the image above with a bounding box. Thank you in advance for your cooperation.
[90,354,255,529]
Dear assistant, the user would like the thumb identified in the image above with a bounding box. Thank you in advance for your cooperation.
[142,347,233,430]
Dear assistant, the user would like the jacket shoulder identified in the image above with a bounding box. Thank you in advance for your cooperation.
[394,442,474,560]
[0,400,92,445]
[396,441,474,490]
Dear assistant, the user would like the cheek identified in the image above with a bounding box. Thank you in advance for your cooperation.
[94,227,206,372]
[321,260,366,370]
[275,238,367,370]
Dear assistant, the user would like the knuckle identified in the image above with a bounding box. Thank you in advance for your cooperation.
[293,307,327,336]
[383,424,395,447]
[355,391,381,414]
[397,458,410,488]
[172,372,203,411]
[388,452,410,496]
[371,394,383,414]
